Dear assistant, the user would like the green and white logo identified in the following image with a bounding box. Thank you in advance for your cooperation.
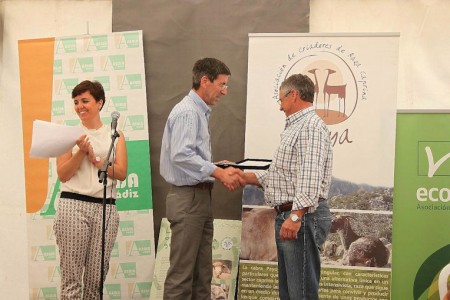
[126,240,152,256]
[418,142,450,177]
[114,262,137,279]
[56,37,77,53]
[128,282,151,298]
[416,142,450,203]
[119,220,135,236]
[84,35,108,51]
[124,115,145,131]
[33,245,57,261]
[102,55,126,71]
[115,32,140,49]
[118,74,142,90]
[104,283,121,299]
[71,57,94,73]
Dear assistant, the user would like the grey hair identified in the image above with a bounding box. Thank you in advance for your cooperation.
[280,73,315,103]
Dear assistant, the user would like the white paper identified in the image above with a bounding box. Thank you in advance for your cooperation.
[29,120,83,158]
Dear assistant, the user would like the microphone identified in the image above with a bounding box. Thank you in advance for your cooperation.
[111,111,120,136]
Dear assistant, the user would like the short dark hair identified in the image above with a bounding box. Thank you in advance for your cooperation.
[72,80,105,110]
[192,58,231,90]
[281,74,315,103]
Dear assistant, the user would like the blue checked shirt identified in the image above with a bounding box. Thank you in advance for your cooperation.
[255,106,333,213]
[160,90,217,186]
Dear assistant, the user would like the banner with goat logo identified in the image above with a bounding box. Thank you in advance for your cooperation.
[240,33,399,299]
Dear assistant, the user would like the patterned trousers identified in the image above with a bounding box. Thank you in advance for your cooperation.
[54,198,119,300]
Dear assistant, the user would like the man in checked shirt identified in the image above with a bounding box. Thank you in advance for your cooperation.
[244,73,333,300]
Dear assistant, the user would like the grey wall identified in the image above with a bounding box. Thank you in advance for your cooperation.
[112,0,310,243]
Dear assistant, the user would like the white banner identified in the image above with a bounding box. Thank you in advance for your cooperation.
[240,33,399,300]
[245,33,399,187]
[21,31,155,299]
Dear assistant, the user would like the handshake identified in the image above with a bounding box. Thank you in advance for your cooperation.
[212,161,255,191]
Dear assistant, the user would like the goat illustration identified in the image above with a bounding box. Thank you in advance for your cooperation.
[323,69,347,117]
[329,215,389,267]
[308,68,320,108]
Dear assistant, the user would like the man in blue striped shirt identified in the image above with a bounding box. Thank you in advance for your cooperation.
[244,73,333,300]
[160,57,244,300]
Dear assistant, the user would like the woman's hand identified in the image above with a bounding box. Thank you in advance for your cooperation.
[76,134,91,154]
[87,146,98,166]
[57,134,90,182]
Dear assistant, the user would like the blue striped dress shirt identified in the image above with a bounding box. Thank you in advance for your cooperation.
[255,106,333,213]
[160,90,217,186]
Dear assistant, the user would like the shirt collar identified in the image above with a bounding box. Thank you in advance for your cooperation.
[189,89,212,116]
[285,106,315,127]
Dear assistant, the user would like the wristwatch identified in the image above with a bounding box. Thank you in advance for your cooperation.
[290,214,300,222]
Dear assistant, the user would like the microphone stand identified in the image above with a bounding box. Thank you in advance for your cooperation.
[97,129,120,299]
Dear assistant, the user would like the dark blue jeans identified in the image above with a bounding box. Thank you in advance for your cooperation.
[275,200,331,300]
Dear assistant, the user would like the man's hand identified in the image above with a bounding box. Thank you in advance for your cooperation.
[279,209,306,240]
[212,166,245,191]
[279,218,302,240]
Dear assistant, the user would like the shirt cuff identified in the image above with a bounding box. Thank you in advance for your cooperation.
[202,162,217,180]
[254,170,267,188]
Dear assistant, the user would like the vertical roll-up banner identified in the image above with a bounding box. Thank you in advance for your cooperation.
[19,31,155,299]
[392,111,450,300]
[240,33,399,299]
[149,219,242,299]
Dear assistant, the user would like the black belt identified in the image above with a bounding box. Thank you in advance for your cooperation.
[178,182,214,190]
[60,191,116,205]
[274,198,326,214]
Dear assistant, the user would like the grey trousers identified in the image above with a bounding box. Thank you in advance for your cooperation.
[163,185,213,300]
[54,198,119,300]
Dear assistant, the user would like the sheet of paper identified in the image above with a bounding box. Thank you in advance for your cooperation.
[29,120,83,158]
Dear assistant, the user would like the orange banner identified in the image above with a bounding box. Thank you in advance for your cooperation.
[18,38,54,213]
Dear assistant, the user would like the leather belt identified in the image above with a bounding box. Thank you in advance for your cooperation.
[274,202,293,214]
[274,198,326,214]
[180,182,214,190]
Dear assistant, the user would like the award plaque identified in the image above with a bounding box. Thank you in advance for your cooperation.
[215,158,271,170]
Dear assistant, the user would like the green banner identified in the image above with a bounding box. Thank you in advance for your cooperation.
[116,140,152,211]
[392,112,450,300]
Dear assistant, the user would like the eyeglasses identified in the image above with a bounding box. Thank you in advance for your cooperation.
[277,90,292,105]
[205,76,228,90]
